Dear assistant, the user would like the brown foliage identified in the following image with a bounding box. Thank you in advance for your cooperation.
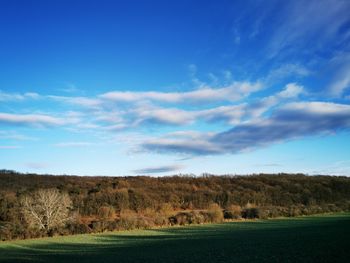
[1,171,350,240]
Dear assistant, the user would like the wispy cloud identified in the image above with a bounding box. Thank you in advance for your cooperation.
[0,91,40,101]
[132,164,184,174]
[312,160,350,175]
[141,131,221,155]
[0,145,22,149]
[54,142,95,147]
[25,162,49,169]
[100,81,261,103]
[264,64,310,85]
[0,74,346,162]
[212,102,350,153]
[130,105,197,126]
[59,83,81,94]
[328,52,350,96]
[0,113,67,127]
[141,102,350,155]
[0,131,37,141]
[0,82,304,133]
[48,95,102,108]
[253,163,283,168]
[267,0,350,58]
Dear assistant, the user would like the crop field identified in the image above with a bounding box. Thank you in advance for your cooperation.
[0,213,349,263]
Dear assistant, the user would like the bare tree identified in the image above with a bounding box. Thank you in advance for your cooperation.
[21,189,72,233]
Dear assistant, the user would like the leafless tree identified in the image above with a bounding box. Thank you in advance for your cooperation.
[21,188,72,233]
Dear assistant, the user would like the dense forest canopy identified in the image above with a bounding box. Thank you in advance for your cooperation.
[1,170,350,241]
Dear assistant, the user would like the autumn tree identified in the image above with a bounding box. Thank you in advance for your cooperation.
[21,189,72,234]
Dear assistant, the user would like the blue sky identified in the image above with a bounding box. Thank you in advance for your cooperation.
[0,0,350,176]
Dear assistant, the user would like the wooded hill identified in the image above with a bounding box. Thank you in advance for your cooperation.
[1,170,350,240]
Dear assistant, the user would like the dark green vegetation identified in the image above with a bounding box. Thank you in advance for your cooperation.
[0,213,349,263]
[1,170,350,240]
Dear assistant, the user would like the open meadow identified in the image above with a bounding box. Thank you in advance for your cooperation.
[0,213,349,263]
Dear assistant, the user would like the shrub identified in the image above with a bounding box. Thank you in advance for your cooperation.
[287,205,302,217]
[207,203,224,223]
[118,209,138,230]
[224,205,242,219]
[242,203,260,219]
[158,203,173,217]
[191,211,206,224]
[174,212,192,225]
[0,222,33,240]
[117,209,155,230]
[66,222,91,234]
[242,207,260,219]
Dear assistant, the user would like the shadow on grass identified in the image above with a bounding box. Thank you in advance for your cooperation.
[1,214,350,263]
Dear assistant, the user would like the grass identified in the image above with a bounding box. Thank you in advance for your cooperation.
[0,213,349,263]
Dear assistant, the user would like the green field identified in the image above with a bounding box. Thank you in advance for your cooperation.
[1,213,349,263]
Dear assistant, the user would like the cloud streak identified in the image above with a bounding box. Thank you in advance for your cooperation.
[142,102,350,155]
[48,95,102,108]
[328,52,350,96]
[0,91,40,101]
[0,145,21,149]
[100,81,261,103]
[267,0,350,58]
[54,142,95,147]
[132,164,184,174]
[0,113,67,127]
[25,162,49,169]
[0,83,306,136]
[0,75,347,162]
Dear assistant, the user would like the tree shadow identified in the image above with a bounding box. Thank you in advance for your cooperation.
[1,215,350,263]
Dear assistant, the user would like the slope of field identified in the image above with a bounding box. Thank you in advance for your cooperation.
[0,213,349,263]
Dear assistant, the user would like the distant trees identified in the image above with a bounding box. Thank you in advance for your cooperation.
[21,189,72,234]
[0,172,350,240]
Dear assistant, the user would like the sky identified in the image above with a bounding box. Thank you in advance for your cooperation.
[0,0,350,176]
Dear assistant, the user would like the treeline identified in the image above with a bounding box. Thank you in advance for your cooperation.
[0,171,350,240]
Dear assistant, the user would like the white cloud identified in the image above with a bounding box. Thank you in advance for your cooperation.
[0,91,40,101]
[142,101,350,155]
[0,81,305,135]
[0,113,67,127]
[58,82,303,131]
[48,95,102,108]
[133,107,195,126]
[282,101,350,115]
[277,83,304,98]
[196,105,245,125]
[99,81,261,103]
